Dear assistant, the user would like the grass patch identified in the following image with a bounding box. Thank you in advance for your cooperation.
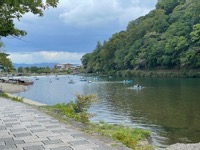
[0,92,23,102]
[85,122,151,149]
[41,94,152,150]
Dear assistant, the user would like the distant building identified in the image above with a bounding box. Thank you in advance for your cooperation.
[55,63,77,71]
[55,63,73,70]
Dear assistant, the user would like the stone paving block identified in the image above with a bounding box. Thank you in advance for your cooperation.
[23,137,48,143]
[51,145,73,150]
[94,146,117,150]
[42,139,63,145]
[31,128,47,133]
[16,141,44,149]
[35,132,62,138]
[10,128,27,133]
[0,138,14,142]
[5,140,24,145]
[37,119,52,123]
[0,144,17,150]
[8,114,21,118]
[58,135,81,143]
[45,125,61,129]
[23,145,45,150]
[34,117,46,120]
[47,135,64,140]
[67,129,83,134]
[71,133,89,139]
[71,143,99,150]
[0,132,11,138]
[14,133,32,138]
[3,119,18,122]
[26,125,42,128]
[43,143,71,149]
[69,140,90,146]
[0,127,6,131]
[20,119,34,123]
[5,122,20,126]
[52,129,69,133]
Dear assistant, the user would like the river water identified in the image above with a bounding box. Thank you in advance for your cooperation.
[15,75,200,147]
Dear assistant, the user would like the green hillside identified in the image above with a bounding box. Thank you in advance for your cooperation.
[81,0,200,76]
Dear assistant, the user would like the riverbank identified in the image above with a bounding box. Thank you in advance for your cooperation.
[101,69,200,78]
[0,82,29,93]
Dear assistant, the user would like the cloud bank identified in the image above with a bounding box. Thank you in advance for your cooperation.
[59,0,157,27]
[8,51,85,64]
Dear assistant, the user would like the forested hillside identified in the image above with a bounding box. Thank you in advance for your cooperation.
[82,0,200,74]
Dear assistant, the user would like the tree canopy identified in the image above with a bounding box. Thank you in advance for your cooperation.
[82,0,200,73]
[0,0,58,38]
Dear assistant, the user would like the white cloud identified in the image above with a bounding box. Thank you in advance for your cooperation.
[59,0,156,27]
[8,51,85,64]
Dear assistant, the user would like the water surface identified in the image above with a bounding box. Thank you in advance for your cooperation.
[16,75,200,147]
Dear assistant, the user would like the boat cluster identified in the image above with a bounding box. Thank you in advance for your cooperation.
[0,78,34,85]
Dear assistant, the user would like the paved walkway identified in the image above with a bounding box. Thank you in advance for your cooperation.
[0,97,120,150]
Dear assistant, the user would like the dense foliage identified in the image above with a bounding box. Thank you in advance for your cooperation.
[0,52,13,71]
[82,0,200,74]
[17,66,52,74]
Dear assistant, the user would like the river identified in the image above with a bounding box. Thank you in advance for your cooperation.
[15,75,200,147]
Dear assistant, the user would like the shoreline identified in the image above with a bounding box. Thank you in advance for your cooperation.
[0,82,46,106]
[0,82,29,94]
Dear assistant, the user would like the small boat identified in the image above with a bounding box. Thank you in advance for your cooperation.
[123,80,133,84]
[68,80,75,84]
[16,78,34,85]
[133,85,143,90]
[88,80,92,83]
[80,77,87,81]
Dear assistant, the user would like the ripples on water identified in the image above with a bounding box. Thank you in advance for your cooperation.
[16,75,200,147]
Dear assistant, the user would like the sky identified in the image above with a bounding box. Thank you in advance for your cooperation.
[2,0,157,65]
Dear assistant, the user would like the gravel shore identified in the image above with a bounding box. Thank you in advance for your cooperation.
[0,83,29,93]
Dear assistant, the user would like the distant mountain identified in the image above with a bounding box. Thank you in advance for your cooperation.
[13,63,57,68]
[13,63,81,68]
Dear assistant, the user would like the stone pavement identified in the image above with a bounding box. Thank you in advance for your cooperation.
[0,97,120,150]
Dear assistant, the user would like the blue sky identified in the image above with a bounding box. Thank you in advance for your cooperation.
[2,0,157,64]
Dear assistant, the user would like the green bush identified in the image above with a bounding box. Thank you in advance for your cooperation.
[49,94,96,123]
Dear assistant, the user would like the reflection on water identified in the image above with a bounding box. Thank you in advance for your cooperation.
[16,75,200,147]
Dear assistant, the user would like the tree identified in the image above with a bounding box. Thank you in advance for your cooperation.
[0,53,13,71]
[0,0,59,71]
[0,0,59,38]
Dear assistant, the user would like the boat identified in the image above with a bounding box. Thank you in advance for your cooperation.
[88,80,92,83]
[123,80,133,84]
[133,84,143,90]
[80,77,87,81]
[68,80,75,84]
[16,78,34,85]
